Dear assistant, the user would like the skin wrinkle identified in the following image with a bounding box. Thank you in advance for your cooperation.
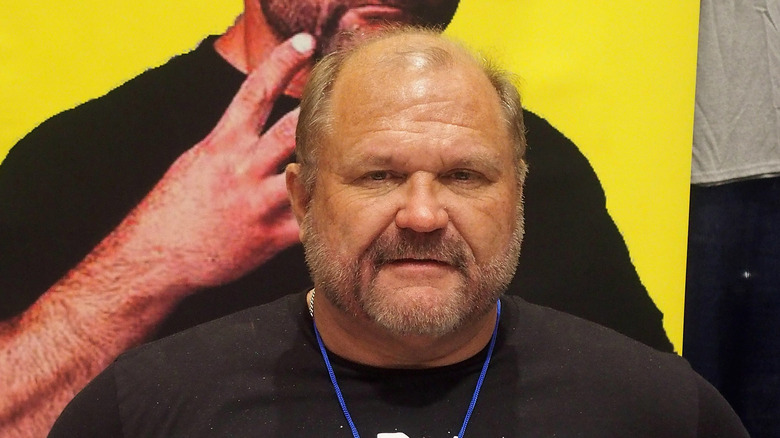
[336,124,500,172]
[355,115,490,134]
[338,150,504,180]
[287,31,525,366]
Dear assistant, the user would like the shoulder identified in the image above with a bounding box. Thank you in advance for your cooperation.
[497,296,749,435]
[102,294,309,428]
[502,295,688,377]
[53,293,315,437]
[499,296,704,430]
[48,363,124,437]
[117,292,308,373]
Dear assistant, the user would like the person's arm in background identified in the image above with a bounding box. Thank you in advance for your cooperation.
[0,34,314,438]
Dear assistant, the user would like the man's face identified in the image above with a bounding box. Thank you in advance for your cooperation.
[261,0,460,56]
[297,42,523,337]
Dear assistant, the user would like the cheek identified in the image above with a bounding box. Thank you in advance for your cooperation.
[451,195,518,261]
[314,191,399,257]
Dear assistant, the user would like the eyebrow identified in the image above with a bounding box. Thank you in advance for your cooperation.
[348,150,505,175]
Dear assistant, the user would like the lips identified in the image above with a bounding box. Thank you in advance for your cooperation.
[381,258,458,279]
[383,258,459,275]
[390,258,451,266]
[337,5,413,32]
[314,2,421,57]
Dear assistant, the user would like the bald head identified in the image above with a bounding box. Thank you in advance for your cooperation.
[295,27,527,193]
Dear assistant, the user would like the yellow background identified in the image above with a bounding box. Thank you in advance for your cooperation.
[0,1,700,351]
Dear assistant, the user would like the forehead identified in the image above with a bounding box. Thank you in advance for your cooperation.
[324,34,511,153]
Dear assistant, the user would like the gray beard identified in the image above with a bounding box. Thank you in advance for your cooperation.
[300,207,522,336]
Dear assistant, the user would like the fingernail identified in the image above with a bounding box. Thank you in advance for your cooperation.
[291,33,315,54]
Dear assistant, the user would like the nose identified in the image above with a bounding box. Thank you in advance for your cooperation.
[395,174,449,233]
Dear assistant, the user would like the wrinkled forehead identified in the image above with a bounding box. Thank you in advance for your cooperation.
[339,36,500,117]
[329,33,499,119]
[321,34,513,165]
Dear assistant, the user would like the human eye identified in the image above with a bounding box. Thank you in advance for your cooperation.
[449,170,474,181]
[355,170,403,188]
[443,169,486,186]
[366,170,390,181]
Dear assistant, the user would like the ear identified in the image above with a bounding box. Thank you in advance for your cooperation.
[285,163,310,241]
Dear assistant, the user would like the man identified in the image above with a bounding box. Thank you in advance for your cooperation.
[0,1,669,436]
[49,28,746,437]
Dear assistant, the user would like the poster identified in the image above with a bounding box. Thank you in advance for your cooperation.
[0,1,699,435]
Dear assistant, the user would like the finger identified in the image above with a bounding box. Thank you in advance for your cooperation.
[252,213,302,264]
[253,173,294,213]
[252,107,300,176]
[272,215,303,248]
[229,33,315,129]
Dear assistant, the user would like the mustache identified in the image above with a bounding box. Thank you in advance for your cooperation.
[365,230,469,272]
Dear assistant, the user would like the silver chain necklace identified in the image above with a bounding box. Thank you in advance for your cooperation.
[308,289,316,317]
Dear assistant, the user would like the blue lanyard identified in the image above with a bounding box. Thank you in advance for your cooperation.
[313,299,502,438]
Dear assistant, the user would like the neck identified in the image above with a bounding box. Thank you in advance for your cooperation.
[308,290,499,369]
[213,4,311,97]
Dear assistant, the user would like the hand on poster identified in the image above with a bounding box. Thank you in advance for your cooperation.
[118,33,315,290]
[0,34,315,438]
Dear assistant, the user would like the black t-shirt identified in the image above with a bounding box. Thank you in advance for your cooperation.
[49,295,746,437]
[0,36,672,351]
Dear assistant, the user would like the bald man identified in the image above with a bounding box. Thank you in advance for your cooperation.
[49,28,744,438]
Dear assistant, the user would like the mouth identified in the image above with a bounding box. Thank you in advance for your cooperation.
[337,5,411,32]
[383,258,456,272]
[390,257,450,265]
[314,4,415,56]
[377,258,460,283]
